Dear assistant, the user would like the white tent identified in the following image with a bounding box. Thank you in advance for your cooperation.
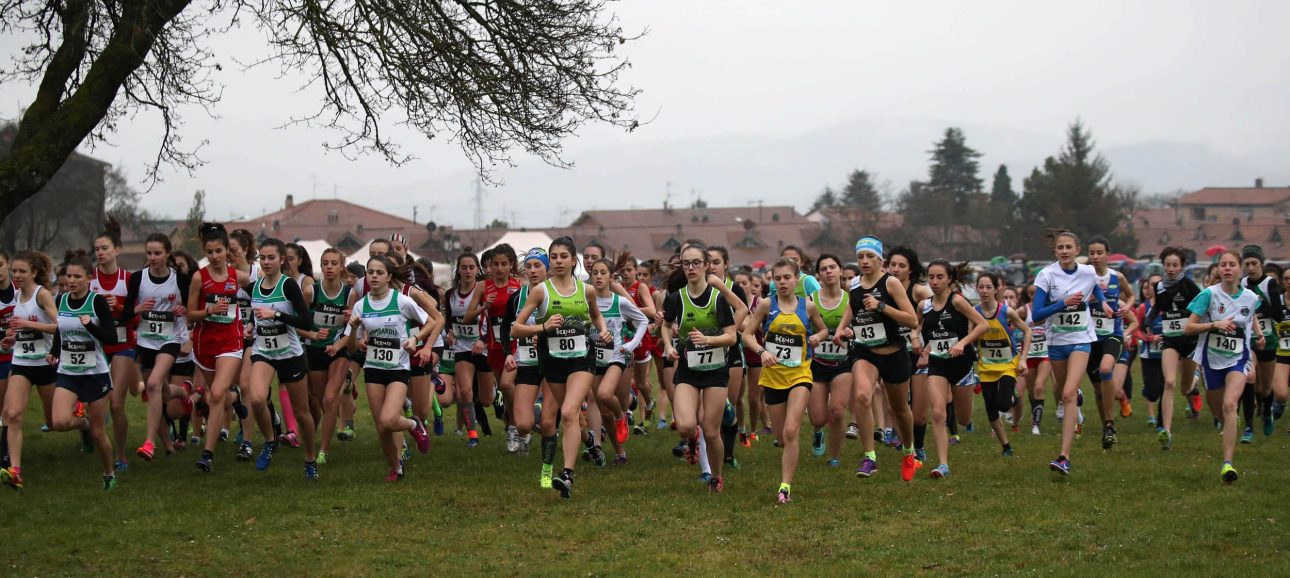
[345,239,421,265]
[294,239,334,269]
[479,231,554,257]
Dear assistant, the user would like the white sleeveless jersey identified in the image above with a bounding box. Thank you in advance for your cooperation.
[136,269,190,350]
[446,284,482,354]
[12,286,54,367]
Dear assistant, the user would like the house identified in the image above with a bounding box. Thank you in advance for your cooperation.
[1133,180,1290,261]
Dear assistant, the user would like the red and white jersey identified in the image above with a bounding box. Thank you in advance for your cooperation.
[482,277,521,345]
[0,281,16,363]
[91,266,133,352]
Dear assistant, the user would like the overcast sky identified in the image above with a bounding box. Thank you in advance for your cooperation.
[3,0,1289,227]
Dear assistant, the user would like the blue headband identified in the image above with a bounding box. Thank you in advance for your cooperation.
[524,248,549,269]
[855,236,883,258]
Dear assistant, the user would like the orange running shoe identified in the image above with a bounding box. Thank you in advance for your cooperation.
[136,440,156,461]
[1120,398,1133,418]
[73,402,86,419]
[900,454,922,482]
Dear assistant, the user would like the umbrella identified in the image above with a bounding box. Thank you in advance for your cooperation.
[989,256,1008,266]
[1205,244,1228,257]
[752,260,768,269]
[1107,253,1135,264]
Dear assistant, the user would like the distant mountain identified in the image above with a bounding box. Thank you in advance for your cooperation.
[388,118,1288,227]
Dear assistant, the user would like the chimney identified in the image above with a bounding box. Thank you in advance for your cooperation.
[285,194,295,209]
[1255,178,1264,189]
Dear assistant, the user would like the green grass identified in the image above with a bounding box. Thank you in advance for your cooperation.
[3,368,1288,577]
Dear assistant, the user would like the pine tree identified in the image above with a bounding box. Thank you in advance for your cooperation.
[840,170,882,209]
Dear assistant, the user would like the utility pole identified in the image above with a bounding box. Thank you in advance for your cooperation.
[413,205,418,225]
[473,177,484,229]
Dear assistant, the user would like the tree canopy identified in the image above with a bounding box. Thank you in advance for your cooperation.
[0,0,641,218]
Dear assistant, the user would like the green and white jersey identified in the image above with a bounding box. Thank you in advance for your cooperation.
[537,278,593,360]
[813,290,849,362]
[352,291,428,371]
[57,292,109,375]
[594,293,649,367]
[252,275,305,360]
[308,282,351,348]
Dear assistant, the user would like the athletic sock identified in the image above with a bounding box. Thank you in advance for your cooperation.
[179,416,190,440]
[721,422,737,460]
[462,402,477,433]
[913,423,927,450]
[1031,399,1045,427]
[540,435,558,465]
[1241,388,1256,427]
[1,425,8,461]
[946,404,958,436]
[1262,394,1274,419]
[269,401,283,437]
[697,434,711,476]
[432,395,443,419]
[864,450,877,461]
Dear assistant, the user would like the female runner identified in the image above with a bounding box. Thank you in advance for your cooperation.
[616,254,660,437]
[1136,275,1165,428]
[309,248,352,464]
[589,258,649,464]
[444,253,489,447]
[501,248,551,468]
[91,218,142,470]
[124,233,190,460]
[1239,245,1279,440]
[0,251,15,468]
[0,251,58,490]
[1144,247,1203,450]
[885,246,932,462]
[465,245,521,451]
[974,272,1030,457]
[919,260,988,478]
[807,254,853,468]
[706,245,749,470]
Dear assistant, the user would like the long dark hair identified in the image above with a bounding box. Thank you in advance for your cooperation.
[199,222,229,248]
[96,216,123,248]
[454,251,481,288]
[285,242,314,278]
[15,250,54,289]
[886,245,924,283]
[367,254,411,287]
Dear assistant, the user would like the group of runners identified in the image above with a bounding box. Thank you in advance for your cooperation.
[1,220,1285,501]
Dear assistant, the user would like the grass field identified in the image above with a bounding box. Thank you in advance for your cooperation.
[4,367,1289,577]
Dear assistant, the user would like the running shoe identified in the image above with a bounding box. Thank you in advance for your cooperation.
[40,423,50,433]
[520,433,531,454]
[410,417,431,453]
[698,472,712,485]
[855,458,877,478]
[914,448,926,462]
[384,468,403,483]
[1055,401,1065,420]
[1101,425,1117,450]
[80,427,94,454]
[625,409,634,427]
[707,476,724,493]
[540,464,554,489]
[656,419,667,431]
[1048,456,1070,476]
[218,429,229,443]
[672,440,687,458]
[614,455,629,466]
[1001,445,1014,457]
[826,458,840,468]
[1264,414,1275,437]
[725,456,741,470]
[235,429,244,445]
[845,423,860,440]
[1146,416,1157,428]
[114,459,129,471]
[949,434,961,445]
[102,475,117,491]
[196,452,213,472]
[777,485,792,504]
[964,422,975,434]
[1074,423,1082,438]
[1273,400,1285,421]
[282,431,301,449]
[685,436,699,465]
[615,416,629,446]
[403,398,414,419]
[305,461,319,481]
[73,402,86,418]
[432,414,444,436]
[1,468,23,491]
[1031,425,1041,436]
[929,464,950,479]
[1220,462,1239,484]
[1011,424,1020,433]
[1158,429,1173,451]
[633,424,649,437]
[237,441,253,461]
[644,399,655,422]
[590,446,606,468]
[900,454,921,482]
[255,442,276,471]
[811,430,825,457]
[1189,389,1204,414]
[1120,398,1133,418]
[316,450,327,465]
[136,440,155,461]
[1003,413,1015,425]
[506,426,520,453]
[1240,427,1254,444]
[553,470,573,499]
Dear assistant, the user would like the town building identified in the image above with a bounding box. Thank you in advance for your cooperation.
[1133,179,1290,261]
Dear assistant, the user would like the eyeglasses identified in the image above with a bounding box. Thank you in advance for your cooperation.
[680,260,706,269]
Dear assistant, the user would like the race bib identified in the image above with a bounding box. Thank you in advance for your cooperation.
[116,325,128,343]
[979,340,1012,364]
[928,338,954,359]
[546,326,587,360]
[1279,332,1290,352]
[140,310,176,342]
[1051,304,1088,334]
[313,310,341,329]
[14,329,48,360]
[594,343,613,367]
[60,340,95,372]
[814,339,848,362]
[258,324,290,356]
[851,322,887,347]
[1206,329,1244,360]
[453,319,479,342]
[516,339,539,367]
[1259,318,1275,338]
[491,322,503,342]
[685,345,726,371]
[206,294,236,324]
[766,332,805,367]
[1027,333,1048,358]
[1162,314,1186,338]
[365,335,400,369]
[1092,311,1112,337]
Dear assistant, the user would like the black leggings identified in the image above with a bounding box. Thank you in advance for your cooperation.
[1140,358,1164,402]
[980,376,1017,423]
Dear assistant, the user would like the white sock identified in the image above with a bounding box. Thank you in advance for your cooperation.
[698,432,711,476]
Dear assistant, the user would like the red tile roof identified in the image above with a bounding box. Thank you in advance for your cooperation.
[1178,187,1290,206]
